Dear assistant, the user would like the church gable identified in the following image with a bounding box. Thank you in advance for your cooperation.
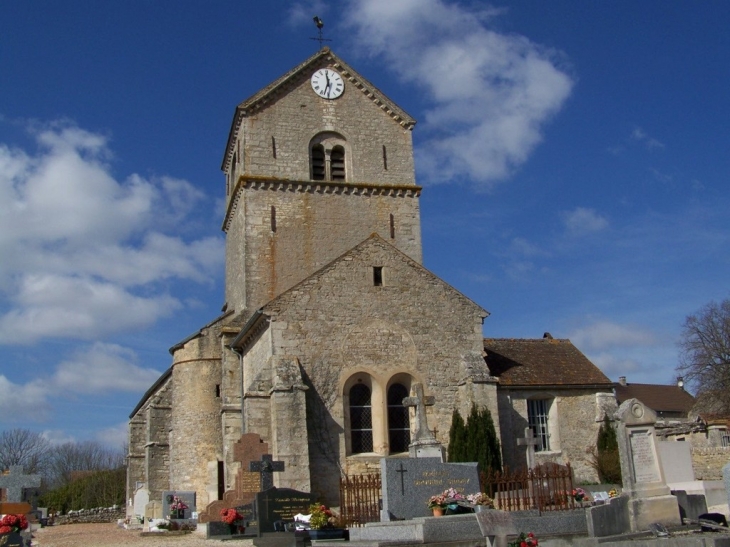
[222,48,417,192]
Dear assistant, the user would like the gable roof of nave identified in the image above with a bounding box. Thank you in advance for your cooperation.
[222,47,417,172]
[229,234,488,351]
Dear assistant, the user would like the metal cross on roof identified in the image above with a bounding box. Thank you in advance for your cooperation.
[310,16,332,49]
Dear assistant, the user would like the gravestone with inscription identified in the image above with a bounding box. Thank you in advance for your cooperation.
[381,457,479,521]
[255,487,316,535]
[616,398,680,531]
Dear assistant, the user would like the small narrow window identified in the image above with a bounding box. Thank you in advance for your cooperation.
[312,145,325,180]
[272,136,277,158]
[373,266,383,287]
[382,145,388,170]
[389,214,395,239]
[271,206,277,233]
[217,461,225,500]
[331,146,346,181]
[215,384,221,398]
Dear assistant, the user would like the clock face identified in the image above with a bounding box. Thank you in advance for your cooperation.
[311,68,344,99]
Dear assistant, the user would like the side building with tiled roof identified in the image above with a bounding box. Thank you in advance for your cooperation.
[485,334,616,482]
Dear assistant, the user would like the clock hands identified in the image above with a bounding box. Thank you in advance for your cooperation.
[323,70,331,98]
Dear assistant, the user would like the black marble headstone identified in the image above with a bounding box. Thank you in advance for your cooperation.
[255,487,316,536]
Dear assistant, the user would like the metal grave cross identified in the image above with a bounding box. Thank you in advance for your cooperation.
[249,454,285,492]
[0,465,41,503]
[402,382,436,442]
[516,427,540,470]
[395,462,408,495]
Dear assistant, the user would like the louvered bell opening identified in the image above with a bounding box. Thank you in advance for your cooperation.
[330,146,345,181]
[311,145,325,180]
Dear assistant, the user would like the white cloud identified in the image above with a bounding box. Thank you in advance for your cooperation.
[587,352,641,377]
[562,207,608,235]
[344,0,573,186]
[569,321,656,352]
[0,342,164,422]
[631,126,664,150]
[0,121,224,344]
[95,422,129,448]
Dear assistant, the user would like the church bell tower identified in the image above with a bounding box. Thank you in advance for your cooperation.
[220,48,422,317]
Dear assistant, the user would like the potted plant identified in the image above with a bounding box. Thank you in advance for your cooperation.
[0,513,29,546]
[466,492,494,512]
[220,508,245,535]
[427,493,447,516]
[308,504,344,540]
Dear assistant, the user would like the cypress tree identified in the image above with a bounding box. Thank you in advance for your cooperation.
[595,415,621,483]
[448,409,467,462]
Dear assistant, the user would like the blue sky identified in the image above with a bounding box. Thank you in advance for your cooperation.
[1,1,729,447]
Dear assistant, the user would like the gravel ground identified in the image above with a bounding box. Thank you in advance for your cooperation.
[31,523,255,547]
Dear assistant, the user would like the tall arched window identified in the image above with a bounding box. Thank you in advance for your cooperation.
[387,383,410,453]
[311,144,326,181]
[349,384,373,453]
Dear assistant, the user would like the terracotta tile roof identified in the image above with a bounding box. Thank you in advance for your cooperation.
[615,383,695,416]
[484,338,612,387]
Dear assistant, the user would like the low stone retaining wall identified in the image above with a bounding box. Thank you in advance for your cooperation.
[55,506,125,525]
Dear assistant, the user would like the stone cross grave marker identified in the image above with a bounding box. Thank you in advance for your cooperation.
[516,428,539,470]
[403,382,436,443]
[0,466,41,503]
[249,454,285,492]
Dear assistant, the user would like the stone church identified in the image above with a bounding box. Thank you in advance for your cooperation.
[127,48,614,511]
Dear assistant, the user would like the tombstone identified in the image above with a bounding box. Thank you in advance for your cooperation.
[0,466,41,504]
[133,488,149,520]
[476,509,517,547]
[616,398,681,531]
[381,457,480,520]
[403,383,444,460]
[516,428,539,470]
[199,433,276,538]
[249,454,285,492]
[255,487,316,535]
[144,500,163,525]
[657,440,695,483]
[162,491,196,520]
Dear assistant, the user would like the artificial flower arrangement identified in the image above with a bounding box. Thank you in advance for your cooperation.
[308,504,339,530]
[427,488,494,509]
[0,514,29,535]
[466,492,494,507]
[169,495,189,518]
[608,488,618,498]
[572,488,586,502]
[220,508,244,525]
[508,532,538,547]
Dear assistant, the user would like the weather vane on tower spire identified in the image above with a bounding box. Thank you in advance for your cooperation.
[310,16,332,49]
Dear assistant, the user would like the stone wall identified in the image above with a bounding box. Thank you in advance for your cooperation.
[691,447,730,480]
[55,507,125,525]
[497,388,613,483]
[249,236,493,504]
[169,323,224,510]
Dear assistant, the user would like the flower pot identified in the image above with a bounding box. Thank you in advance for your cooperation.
[0,531,24,547]
[432,507,444,517]
[309,528,345,539]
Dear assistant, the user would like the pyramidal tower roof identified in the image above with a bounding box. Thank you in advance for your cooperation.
[222,47,416,171]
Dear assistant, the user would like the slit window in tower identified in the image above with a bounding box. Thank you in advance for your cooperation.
[271,206,277,233]
[383,145,388,170]
[373,266,383,287]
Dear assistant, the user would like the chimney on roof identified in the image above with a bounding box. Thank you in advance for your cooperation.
[677,376,685,390]
[619,376,627,386]
[543,332,553,339]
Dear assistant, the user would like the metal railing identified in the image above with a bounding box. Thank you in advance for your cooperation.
[482,462,577,513]
[339,473,382,527]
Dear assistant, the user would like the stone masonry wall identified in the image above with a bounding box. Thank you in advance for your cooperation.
[169,326,223,510]
[257,236,492,504]
[691,447,730,480]
[498,389,611,483]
